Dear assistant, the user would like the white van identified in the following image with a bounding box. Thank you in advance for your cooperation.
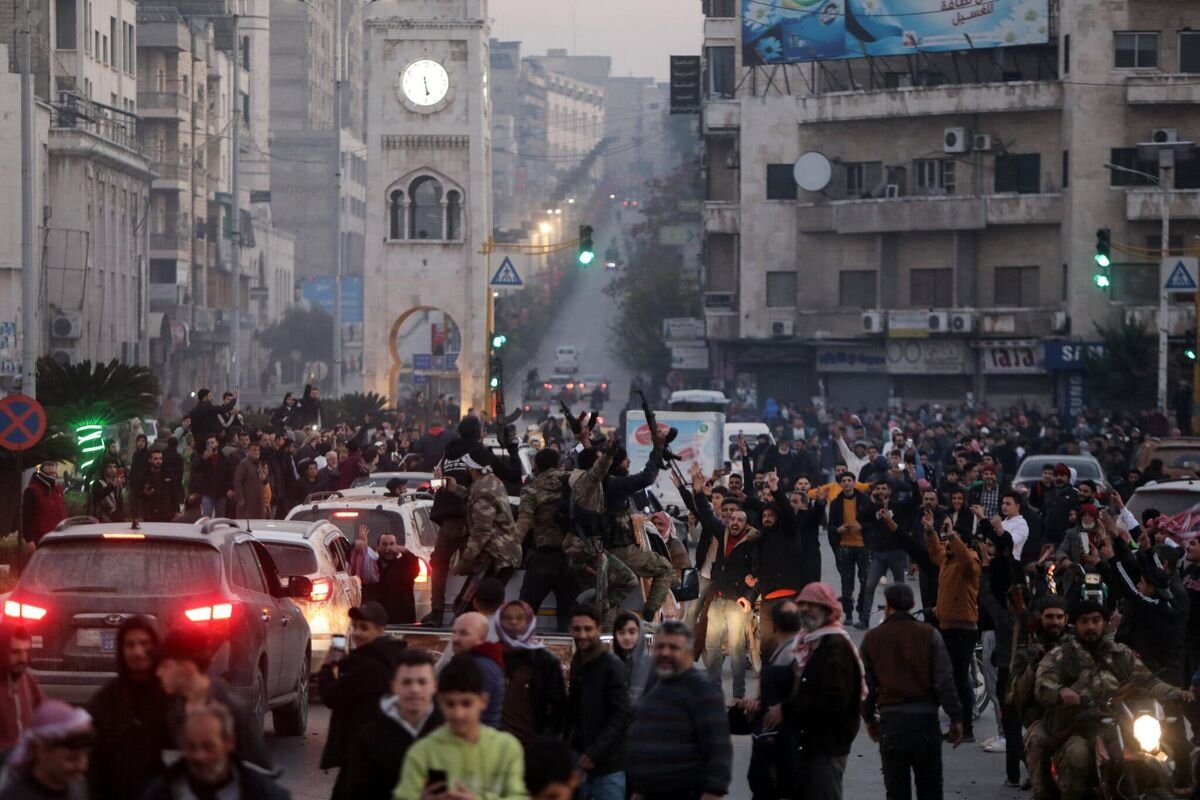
[554,345,579,374]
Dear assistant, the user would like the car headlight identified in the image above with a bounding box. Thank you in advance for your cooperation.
[1132,714,1162,752]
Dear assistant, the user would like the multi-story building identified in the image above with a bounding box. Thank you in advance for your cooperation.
[700,0,1200,412]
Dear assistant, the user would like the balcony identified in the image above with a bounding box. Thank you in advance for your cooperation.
[138,91,189,119]
[798,193,1062,234]
[151,155,191,188]
[703,201,739,234]
[703,17,737,42]
[50,93,151,177]
[703,99,739,133]
[1126,75,1200,105]
[704,308,740,340]
[149,233,187,256]
[797,80,1063,124]
[1125,189,1200,221]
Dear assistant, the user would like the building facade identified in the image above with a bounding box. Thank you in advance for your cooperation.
[700,0,1200,413]
[362,0,492,411]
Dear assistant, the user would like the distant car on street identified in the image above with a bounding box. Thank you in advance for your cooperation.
[1134,437,1200,480]
[1127,478,1200,521]
[5,517,314,734]
[1012,454,1108,494]
[577,374,611,403]
[554,345,580,374]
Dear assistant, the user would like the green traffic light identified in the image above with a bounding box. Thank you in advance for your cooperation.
[489,376,500,389]
[491,334,507,349]
[1187,349,1197,361]
[1094,273,1111,288]
[1094,253,1111,268]
[578,250,595,266]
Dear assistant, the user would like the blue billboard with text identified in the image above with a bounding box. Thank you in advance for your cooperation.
[742,0,1050,65]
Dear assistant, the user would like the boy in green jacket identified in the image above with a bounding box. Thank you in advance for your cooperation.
[393,654,527,800]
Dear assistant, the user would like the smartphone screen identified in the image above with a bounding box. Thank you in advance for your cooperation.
[330,635,347,651]
[430,478,446,490]
[427,768,448,787]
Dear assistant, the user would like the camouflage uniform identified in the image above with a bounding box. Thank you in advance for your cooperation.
[565,450,637,621]
[516,468,577,630]
[461,472,523,575]
[1034,636,1183,800]
[607,504,672,619]
[1009,631,1070,800]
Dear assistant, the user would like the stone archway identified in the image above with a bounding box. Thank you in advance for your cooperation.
[388,306,463,426]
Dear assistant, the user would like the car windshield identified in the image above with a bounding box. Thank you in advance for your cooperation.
[21,541,222,596]
[289,509,406,549]
[1017,459,1102,481]
[1127,489,1200,520]
[261,543,319,576]
[1156,449,1200,470]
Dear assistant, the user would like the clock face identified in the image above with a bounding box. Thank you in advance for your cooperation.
[401,59,450,107]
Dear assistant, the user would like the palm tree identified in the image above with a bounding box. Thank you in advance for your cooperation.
[326,391,389,425]
[37,357,161,423]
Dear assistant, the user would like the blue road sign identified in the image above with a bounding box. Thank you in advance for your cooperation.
[490,257,523,287]
[412,353,433,371]
[1165,259,1198,292]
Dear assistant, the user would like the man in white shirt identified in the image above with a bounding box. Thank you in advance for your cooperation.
[978,490,1030,562]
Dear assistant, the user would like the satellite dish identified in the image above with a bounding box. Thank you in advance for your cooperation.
[793,151,832,192]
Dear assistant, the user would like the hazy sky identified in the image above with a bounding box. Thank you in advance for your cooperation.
[489,0,703,82]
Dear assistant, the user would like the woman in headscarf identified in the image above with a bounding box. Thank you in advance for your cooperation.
[610,611,652,708]
[0,700,93,798]
[495,601,566,746]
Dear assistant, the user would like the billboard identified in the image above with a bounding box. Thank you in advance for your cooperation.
[742,0,1050,65]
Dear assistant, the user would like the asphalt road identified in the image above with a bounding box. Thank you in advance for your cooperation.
[271,540,1025,800]
[504,213,635,426]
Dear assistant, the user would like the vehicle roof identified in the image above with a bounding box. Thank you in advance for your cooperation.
[668,390,729,404]
[241,519,343,540]
[38,518,243,547]
[1142,437,1200,445]
[1018,454,1102,466]
[1134,478,1200,492]
[289,495,431,512]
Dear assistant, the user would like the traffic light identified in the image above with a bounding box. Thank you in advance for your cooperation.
[489,354,503,390]
[491,333,507,350]
[1093,228,1112,288]
[1187,348,1197,361]
[578,225,595,266]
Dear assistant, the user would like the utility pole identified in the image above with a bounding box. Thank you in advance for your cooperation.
[230,15,242,391]
[332,0,343,398]
[19,0,37,397]
[1157,152,1173,411]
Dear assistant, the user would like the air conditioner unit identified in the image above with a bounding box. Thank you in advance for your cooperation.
[50,347,77,365]
[862,311,887,333]
[771,320,794,337]
[973,134,993,152]
[50,311,82,340]
[884,184,901,198]
[950,311,976,333]
[943,127,969,154]
[1052,311,1070,334]
[1153,128,1179,144]
[928,311,949,332]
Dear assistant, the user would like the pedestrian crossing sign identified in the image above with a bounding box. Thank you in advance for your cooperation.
[490,257,523,287]
[1162,257,1199,293]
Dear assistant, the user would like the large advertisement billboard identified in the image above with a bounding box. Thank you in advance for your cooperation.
[742,0,1050,66]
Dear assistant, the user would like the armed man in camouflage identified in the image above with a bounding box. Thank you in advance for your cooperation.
[517,447,577,632]
[1034,600,1194,800]
[602,441,674,622]
[1008,597,1069,800]
[450,445,523,584]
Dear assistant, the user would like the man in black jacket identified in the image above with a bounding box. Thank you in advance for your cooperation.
[134,449,182,522]
[191,433,234,517]
[828,473,878,629]
[565,605,631,800]
[87,616,171,800]
[343,649,442,800]
[781,582,864,800]
[751,471,810,660]
[860,480,913,631]
[188,388,238,444]
[317,602,408,800]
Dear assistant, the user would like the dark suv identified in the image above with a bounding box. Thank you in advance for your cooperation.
[1,517,313,735]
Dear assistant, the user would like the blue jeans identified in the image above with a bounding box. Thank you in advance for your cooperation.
[703,597,750,698]
[201,495,226,518]
[834,546,871,622]
[582,770,625,800]
[863,549,908,625]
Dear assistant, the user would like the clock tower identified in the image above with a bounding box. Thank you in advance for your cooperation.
[361,0,492,412]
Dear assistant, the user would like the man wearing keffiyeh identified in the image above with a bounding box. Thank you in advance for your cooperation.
[774,582,865,800]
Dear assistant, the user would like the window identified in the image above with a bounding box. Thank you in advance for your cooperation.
[446,190,462,240]
[101,34,107,65]
[389,190,404,239]
[1062,150,1069,189]
[910,268,954,307]
[109,18,115,66]
[914,159,955,195]
[994,266,1040,307]
[1063,34,1070,75]
[408,176,443,240]
[846,161,882,198]
[766,164,797,200]
[704,0,736,16]
[55,0,76,49]
[766,271,797,307]
[242,36,251,70]
[83,1,90,52]
[149,261,176,283]
[839,270,877,308]
[233,543,269,594]
[994,153,1041,194]
[1108,148,1155,186]
[1182,32,1200,73]
[1114,32,1159,69]
[1112,264,1158,304]
[1176,157,1200,190]
[21,541,221,595]
[262,543,319,576]
[706,46,735,97]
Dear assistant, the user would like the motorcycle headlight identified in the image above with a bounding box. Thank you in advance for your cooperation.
[1132,714,1162,752]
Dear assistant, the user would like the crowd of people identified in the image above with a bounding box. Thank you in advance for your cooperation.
[9,391,1200,800]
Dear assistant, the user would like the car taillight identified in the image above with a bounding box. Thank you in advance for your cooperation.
[334,511,359,518]
[415,559,429,584]
[601,383,608,389]
[3,600,47,622]
[310,578,333,603]
[184,603,234,623]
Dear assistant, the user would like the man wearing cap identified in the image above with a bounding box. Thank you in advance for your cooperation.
[317,601,407,800]
[779,583,864,800]
[1041,464,1079,549]
[968,463,1001,520]
[0,700,93,799]
[1009,597,1070,800]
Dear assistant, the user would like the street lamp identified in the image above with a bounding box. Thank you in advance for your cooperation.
[1104,159,1173,411]
[538,221,552,234]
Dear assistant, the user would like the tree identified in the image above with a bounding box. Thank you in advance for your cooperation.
[36,357,160,423]
[323,391,389,426]
[1084,319,1164,410]
[258,308,334,387]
